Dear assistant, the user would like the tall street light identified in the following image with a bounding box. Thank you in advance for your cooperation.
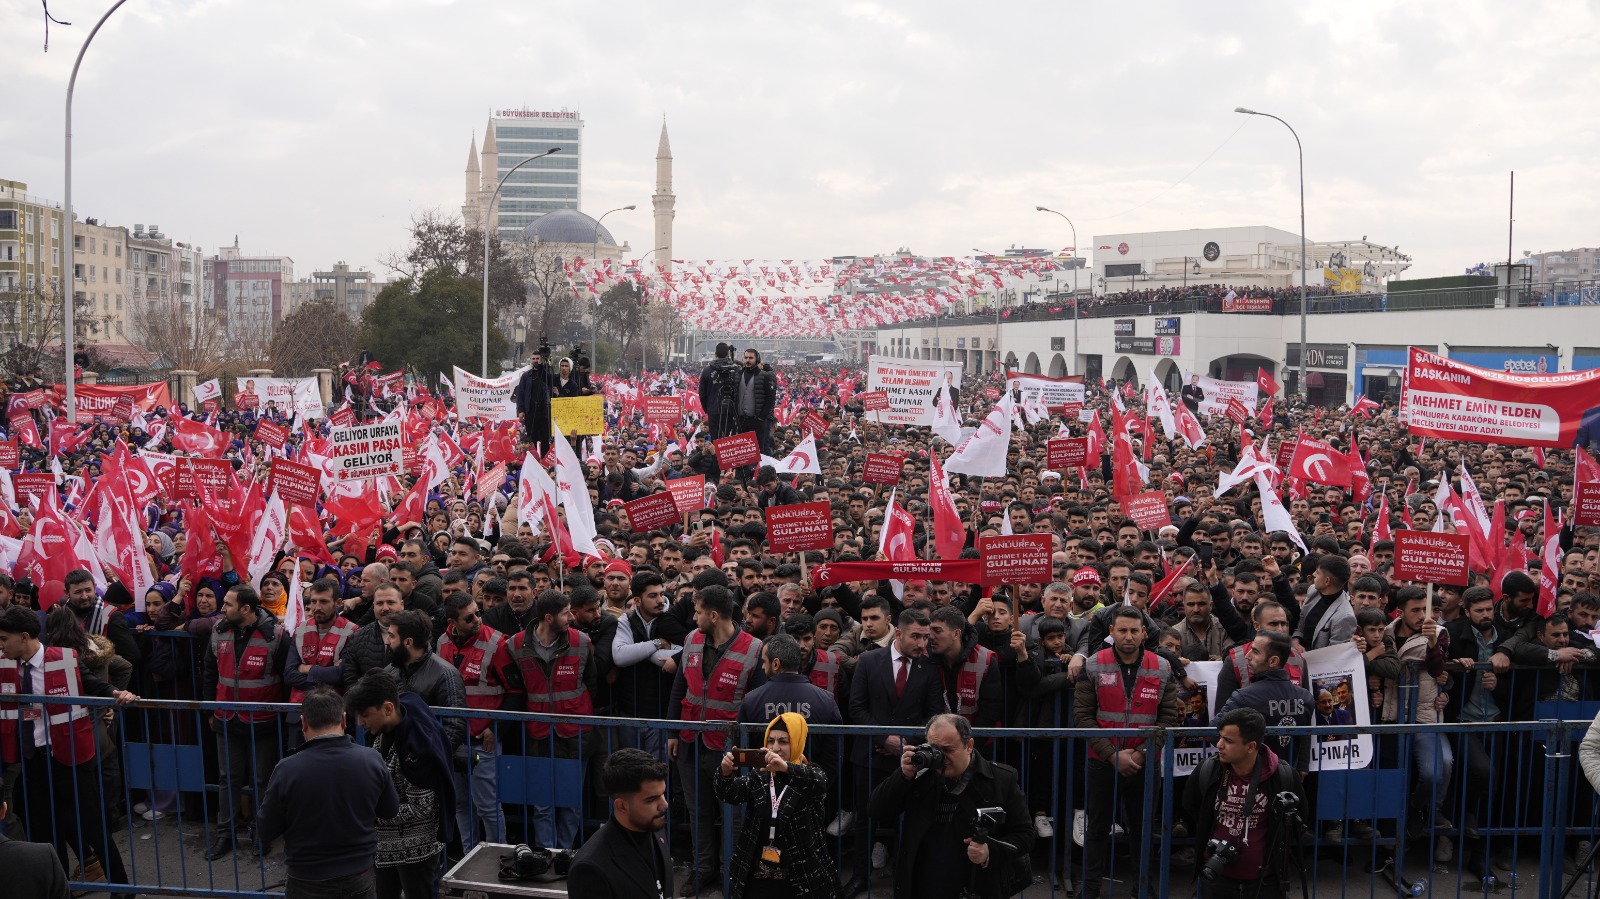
[482,147,561,375]
[1035,207,1079,372]
[589,205,635,358]
[638,245,669,374]
[64,0,133,423]
[973,248,1002,373]
[1235,106,1307,399]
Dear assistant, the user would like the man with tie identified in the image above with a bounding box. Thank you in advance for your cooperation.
[845,606,943,897]
[0,605,139,894]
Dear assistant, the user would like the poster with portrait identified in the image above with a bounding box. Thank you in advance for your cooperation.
[1304,642,1373,771]
[1169,660,1222,776]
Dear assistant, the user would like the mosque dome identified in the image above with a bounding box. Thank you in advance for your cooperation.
[521,208,616,246]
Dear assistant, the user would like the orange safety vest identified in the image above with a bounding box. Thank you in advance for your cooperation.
[942,643,997,724]
[288,617,357,703]
[441,626,510,737]
[511,627,593,739]
[0,647,98,766]
[679,629,762,750]
[808,649,842,697]
[1226,643,1307,690]
[1084,648,1169,761]
[213,623,286,723]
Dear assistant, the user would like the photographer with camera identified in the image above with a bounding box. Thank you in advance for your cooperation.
[699,343,741,441]
[868,713,1033,899]
[714,713,837,899]
[1183,708,1308,899]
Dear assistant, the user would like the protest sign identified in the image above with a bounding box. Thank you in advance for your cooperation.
[665,475,706,514]
[1125,491,1171,530]
[254,419,289,449]
[626,492,683,533]
[0,441,18,470]
[202,399,219,414]
[73,383,170,418]
[811,559,986,588]
[14,473,53,507]
[860,391,891,412]
[1006,372,1086,409]
[475,463,507,500]
[1403,346,1600,447]
[235,392,260,410]
[802,411,829,437]
[713,433,761,470]
[1576,480,1600,528]
[1079,408,1096,423]
[267,458,321,508]
[862,453,903,486]
[1047,437,1088,470]
[451,366,529,421]
[329,422,404,481]
[643,396,682,424]
[111,396,134,422]
[1226,397,1251,424]
[1187,375,1259,419]
[551,396,605,436]
[1275,441,1296,472]
[1169,661,1222,776]
[176,458,233,500]
[979,534,1054,586]
[866,355,964,426]
[1392,531,1471,586]
[765,501,834,553]
[234,377,323,420]
[1061,402,1083,419]
[1305,642,1374,772]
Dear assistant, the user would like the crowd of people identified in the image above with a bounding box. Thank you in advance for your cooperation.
[896,281,1363,330]
[0,341,1598,899]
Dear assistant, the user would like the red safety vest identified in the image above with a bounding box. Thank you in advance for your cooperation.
[1226,643,1307,690]
[1084,648,1169,761]
[809,649,841,697]
[511,627,593,739]
[0,647,98,766]
[942,643,997,724]
[288,617,357,703]
[679,629,762,750]
[212,623,286,723]
[441,626,510,737]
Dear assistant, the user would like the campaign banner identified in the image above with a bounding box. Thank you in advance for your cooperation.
[0,441,17,470]
[1125,491,1171,530]
[665,475,706,515]
[329,422,404,481]
[1047,437,1087,470]
[254,419,289,450]
[401,443,419,474]
[234,377,323,420]
[1403,346,1600,448]
[626,491,683,533]
[866,355,964,426]
[328,405,354,428]
[811,558,987,588]
[268,458,321,508]
[860,391,891,412]
[1187,375,1260,419]
[802,411,829,437]
[1079,408,1097,423]
[74,383,171,418]
[1169,661,1223,777]
[475,462,507,500]
[14,472,54,507]
[1305,642,1374,772]
[201,399,220,414]
[1275,441,1296,472]
[643,396,682,424]
[23,390,47,410]
[1576,480,1600,528]
[175,458,233,501]
[714,432,761,470]
[452,366,530,422]
[1221,294,1273,313]
[1225,397,1251,424]
[862,453,903,486]
[193,378,222,405]
[551,396,605,436]
[765,501,835,554]
[1006,373,1086,409]
[1061,402,1084,420]
[978,534,1054,586]
[1392,531,1472,585]
[111,396,135,422]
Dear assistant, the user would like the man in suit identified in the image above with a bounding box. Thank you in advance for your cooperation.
[0,796,70,899]
[845,606,943,897]
[569,748,674,899]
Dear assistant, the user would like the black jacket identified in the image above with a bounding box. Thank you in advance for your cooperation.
[340,620,391,688]
[933,625,1006,727]
[717,763,841,899]
[1183,749,1307,889]
[512,364,554,448]
[386,651,468,752]
[1216,667,1315,770]
[567,815,675,899]
[847,647,944,766]
[0,834,69,899]
[257,734,400,881]
[736,364,778,420]
[738,673,844,773]
[868,753,1034,899]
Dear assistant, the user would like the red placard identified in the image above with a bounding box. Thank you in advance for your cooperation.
[1275,441,1296,472]
[0,441,18,470]
[235,392,260,410]
[201,398,219,414]
[978,534,1054,586]
[765,501,835,554]
[643,396,682,424]
[111,396,135,421]
[329,406,355,428]
[665,474,706,515]
[625,491,683,532]
[862,453,903,486]
[1061,402,1083,420]
[401,442,419,474]
[1391,531,1471,586]
[476,462,507,500]
[22,390,46,410]
[980,500,1001,514]
[713,432,760,470]
[802,411,829,437]
[1226,397,1251,424]
[1124,491,1171,530]
[1047,437,1088,470]
[14,472,54,507]
[1222,294,1274,313]
[176,458,233,500]
[255,419,289,449]
[983,388,1000,400]
[267,458,321,508]
[1576,481,1600,528]
[861,391,891,412]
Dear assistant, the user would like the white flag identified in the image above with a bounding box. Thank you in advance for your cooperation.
[551,430,599,556]
[246,492,289,591]
[943,395,1012,477]
[1255,473,1307,554]
[1145,369,1177,441]
[759,434,822,475]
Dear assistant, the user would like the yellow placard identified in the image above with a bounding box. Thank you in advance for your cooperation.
[551,395,605,436]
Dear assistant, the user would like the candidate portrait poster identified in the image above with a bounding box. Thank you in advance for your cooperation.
[1186,373,1260,419]
[1304,642,1374,772]
[1169,660,1222,776]
[1403,346,1600,449]
[234,377,324,421]
[866,355,963,427]
[1005,372,1086,409]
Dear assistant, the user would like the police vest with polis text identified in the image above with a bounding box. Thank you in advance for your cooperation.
[1084,647,1171,761]
[0,647,98,765]
[679,629,763,751]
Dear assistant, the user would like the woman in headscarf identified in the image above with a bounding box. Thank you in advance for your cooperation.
[715,712,840,899]
[259,571,290,620]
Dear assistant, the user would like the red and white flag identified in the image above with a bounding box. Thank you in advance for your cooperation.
[171,415,228,457]
[1257,368,1280,399]
[929,455,966,560]
[1538,500,1561,618]
[1286,434,1352,488]
[1373,495,1393,541]
[1351,395,1380,418]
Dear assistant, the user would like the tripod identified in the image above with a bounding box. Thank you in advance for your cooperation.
[1559,838,1600,899]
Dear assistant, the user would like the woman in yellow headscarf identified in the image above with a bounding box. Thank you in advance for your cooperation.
[715,712,840,899]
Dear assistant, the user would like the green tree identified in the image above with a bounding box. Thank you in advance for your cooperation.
[382,210,525,315]
[593,282,644,372]
[269,298,361,376]
[359,274,507,378]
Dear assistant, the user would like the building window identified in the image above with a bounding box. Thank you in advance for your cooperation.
[115,269,121,284]
[115,244,121,258]
[0,210,15,229]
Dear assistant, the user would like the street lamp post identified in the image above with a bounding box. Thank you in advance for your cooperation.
[638,245,669,374]
[974,248,1001,373]
[589,205,636,360]
[1035,207,1079,373]
[1235,106,1306,399]
[64,0,133,424]
[482,147,561,375]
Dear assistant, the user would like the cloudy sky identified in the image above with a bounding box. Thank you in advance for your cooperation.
[3,0,1595,280]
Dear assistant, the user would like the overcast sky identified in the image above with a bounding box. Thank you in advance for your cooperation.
[3,0,1595,280]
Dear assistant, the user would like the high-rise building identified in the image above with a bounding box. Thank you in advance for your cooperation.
[0,179,67,355]
[1523,247,1600,284]
[71,219,129,345]
[463,107,583,242]
[313,262,376,319]
[203,237,294,342]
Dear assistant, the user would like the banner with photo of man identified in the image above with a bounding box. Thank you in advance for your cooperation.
[1185,373,1260,419]
[234,377,324,421]
[1304,642,1373,771]
[866,355,963,427]
[1169,660,1222,776]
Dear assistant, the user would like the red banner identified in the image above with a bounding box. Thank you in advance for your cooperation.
[802,411,829,438]
[235,392,260,410]
[267,458,322,508]
[643,396,682,424]
[1222,294,1273,313]
[765,501,834,554]
[665,475,706,515]
[175,458,233,501]
[1392,531,1471,586]
[201,398,219,414]
[978,534,1054,586]
[810,558,986,588]
[14,472,54,507]
[1574,480,1600,528]
[862,453,903,486]
[626,491,683,533]
[1047,437,1087,470]
[1275,440,1296,473]
[255,419,289,449]
[1124,491,1171,530]
[1061,402,1084,420]
[1404,346,1600,448]
[860,391,891,412]
[71,383,172,417]
[1226,397,1251,424]
[713,432,761,470]
[0,441,18,470]
[111,396,135,422]
[23,390,46,410]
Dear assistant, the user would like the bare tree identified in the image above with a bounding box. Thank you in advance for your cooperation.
[380,209,525,314]
[269,298,360,376]
[130,294,230,377]
[0,282,110,378]
[505,235,579,349]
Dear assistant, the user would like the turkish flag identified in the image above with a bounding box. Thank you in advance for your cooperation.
[929,456,966,560]
[1351,395,1380,418]
[1538,501,1561,617]
[392,471,429,528]
[15,485,84,609]
[1258,368,1280,398]
[1258,397,1274,428]
[171,415,228,457]
[1347,444,1372,505]
[1373,495,1392,541]
[178,502,224,590]
[289,503,336,565]
[1286,435,1352,488]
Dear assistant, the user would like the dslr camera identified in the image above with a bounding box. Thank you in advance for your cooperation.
[907,742,946,775]
[1200,838,1239,882]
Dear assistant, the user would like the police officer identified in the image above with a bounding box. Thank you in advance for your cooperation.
[1214,601,1308,709]
[1217,630,1314,770]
